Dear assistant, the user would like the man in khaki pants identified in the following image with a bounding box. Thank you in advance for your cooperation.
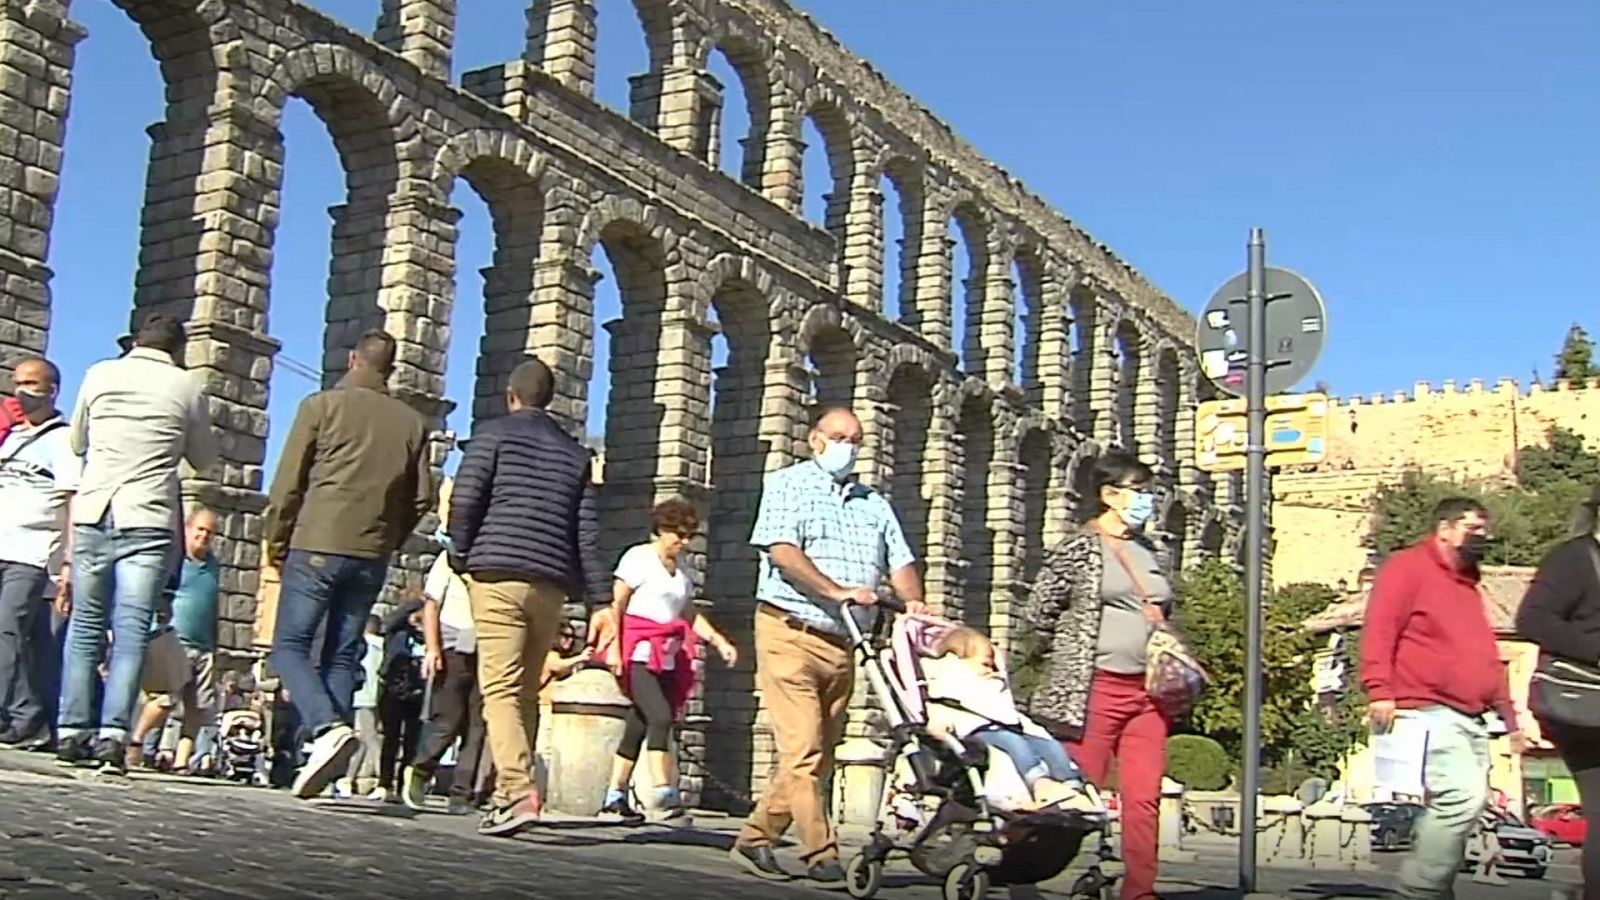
[445,358,608,837]
[730,406,926,886]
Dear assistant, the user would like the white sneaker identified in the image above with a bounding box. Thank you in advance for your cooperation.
[291,725,358,799]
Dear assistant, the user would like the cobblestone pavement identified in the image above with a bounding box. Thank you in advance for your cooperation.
[0,749,1575,900]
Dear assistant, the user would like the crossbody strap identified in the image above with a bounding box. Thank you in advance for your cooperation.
[1098,524,1154,606]
[0,419,65,467]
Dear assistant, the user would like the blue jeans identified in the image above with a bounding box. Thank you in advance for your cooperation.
[973,727,1082,788]
[268,550,389,737]
[58,516,176,742]
[1395,706,1493,900]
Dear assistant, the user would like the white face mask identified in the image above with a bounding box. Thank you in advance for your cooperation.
[816,439,859,480]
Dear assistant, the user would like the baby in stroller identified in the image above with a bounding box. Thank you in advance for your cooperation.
[922,627,1091,813]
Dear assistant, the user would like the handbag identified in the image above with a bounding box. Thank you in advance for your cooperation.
[1104,532,1212,719]
[1528,543,1600,729]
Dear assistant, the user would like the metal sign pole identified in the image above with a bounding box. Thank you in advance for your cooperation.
[1239,227,1268,894]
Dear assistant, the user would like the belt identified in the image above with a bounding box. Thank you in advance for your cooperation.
[758,603,851,649]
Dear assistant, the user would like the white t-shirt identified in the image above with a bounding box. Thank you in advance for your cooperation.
[615,543,695,670]
[0,419,81,573]
[423,553,475,654]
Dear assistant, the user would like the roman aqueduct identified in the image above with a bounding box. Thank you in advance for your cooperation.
[0,0,1247,809]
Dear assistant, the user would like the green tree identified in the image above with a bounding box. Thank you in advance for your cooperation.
[1365,469,1485,560]
[1166,735,1231,790]
[1171,560,1325,764]
[1555,323,1599,384]
[1287,630,1367,777]
[1518,425,1600,494]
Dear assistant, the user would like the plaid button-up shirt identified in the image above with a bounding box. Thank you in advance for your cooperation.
[749,459,916,635]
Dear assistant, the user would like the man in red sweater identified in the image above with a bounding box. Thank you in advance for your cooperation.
[1360,496,1526,899]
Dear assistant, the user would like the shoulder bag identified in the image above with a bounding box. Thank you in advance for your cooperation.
[1104,533,1212,719]
[1528,542,1600,729]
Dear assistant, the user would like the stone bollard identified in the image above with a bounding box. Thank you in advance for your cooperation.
[1337,804,1374,870]
[1158,778,1197,862]
[1257,795,1305,867]
[544,667,632,816]
[832,737,891,827]
[1303,800,1344,869]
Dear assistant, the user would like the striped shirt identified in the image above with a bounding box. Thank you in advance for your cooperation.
[748,459,916,635]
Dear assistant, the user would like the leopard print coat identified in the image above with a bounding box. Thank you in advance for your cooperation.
[1022,524,1169,741]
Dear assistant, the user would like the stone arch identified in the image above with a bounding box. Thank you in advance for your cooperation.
[884,350,938,564]
[797,81,858,241]
[1013,237,1047,393]
[1199,513,1226,559]
[429,129,551,201]
[696,18,780,187]
[113,0,244,116]
[946,196,996,374]
[795,304,863,410]
[1067,280,1100,433]
[426,135,556,422]
[575,196,682,281]
[1067,440,1103,523]
[871,153,926,323]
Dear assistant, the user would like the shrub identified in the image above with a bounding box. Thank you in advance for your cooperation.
[1166,735,1231,791]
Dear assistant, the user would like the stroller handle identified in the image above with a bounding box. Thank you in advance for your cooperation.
[838,593,903,647]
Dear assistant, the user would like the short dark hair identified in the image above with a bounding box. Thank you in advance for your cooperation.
[13,355,59,388]
[508,357,554,409]
[650,498,699,537]
[1092,451,1155,512]
[134,315,186,356]
[1433,497,1488,526]
[351,330,397,375]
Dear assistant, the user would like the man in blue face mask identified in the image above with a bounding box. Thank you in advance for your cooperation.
[731,406,927,887]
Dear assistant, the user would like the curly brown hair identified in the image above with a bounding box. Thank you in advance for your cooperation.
[650,498,700,537]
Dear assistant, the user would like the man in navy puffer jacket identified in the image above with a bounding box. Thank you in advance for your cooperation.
[446,357,607,838]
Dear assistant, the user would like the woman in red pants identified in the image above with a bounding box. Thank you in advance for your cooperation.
[1023,451,1174,900]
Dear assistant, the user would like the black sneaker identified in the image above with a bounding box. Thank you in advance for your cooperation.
[598,796,645,825]
[729,843,790,881]
[93,738,127,775]
[0,722,49,750]
[806,861,846,889]
[55,734,93,767]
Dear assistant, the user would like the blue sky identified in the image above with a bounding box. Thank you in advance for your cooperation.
[45,1,1599,476]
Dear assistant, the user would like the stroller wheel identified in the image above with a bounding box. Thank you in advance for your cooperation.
[843,853,883,900]
[941,863,989,900]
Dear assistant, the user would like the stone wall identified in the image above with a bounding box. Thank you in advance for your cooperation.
[0,0,1240,812]
[1272,377,1600,589]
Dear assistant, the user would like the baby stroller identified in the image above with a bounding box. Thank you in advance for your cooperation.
[839,600,1118,900]
[217,708,269,786]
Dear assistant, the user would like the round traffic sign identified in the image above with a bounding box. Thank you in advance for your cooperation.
[1195,266,1327,397]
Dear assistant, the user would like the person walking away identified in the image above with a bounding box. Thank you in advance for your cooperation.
[263,330,434,799]
[127,507,220,771]
[0,357,80,750]
[57,316,217,771]
[729,406,927,886]
[446,357,608,837]
[401,482,490,815]
[599,498,738,824]
[1359,497,1525,900]
[374,599,426,802]
[1022,452,1175,900]
[1514,483,1600,899]
[334,615,384,799]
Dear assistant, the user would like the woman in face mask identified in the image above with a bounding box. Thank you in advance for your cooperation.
[1020,451,1174,900]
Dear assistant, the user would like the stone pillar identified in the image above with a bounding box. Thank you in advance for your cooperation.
[1067,289,1099,435]
[477,255,596,428]
[841,169,883,312]
[1029,264,1072,418]
[1131,332,1159,463]
[630,65,714,155]
[908,220,955,353]
[375,0,456,82]
[984,416,1025,652]
[0,1,85,381]
[759,101,804,214]
[1179,359,1216,510]
[969,248,1015,387]
[922,379,963,616]
[1087,313,1119,446]
[523,0,597,98]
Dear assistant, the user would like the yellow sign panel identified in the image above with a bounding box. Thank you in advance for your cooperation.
[1194,392,1329,473]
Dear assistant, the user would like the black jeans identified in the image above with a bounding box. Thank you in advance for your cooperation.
[1548,720,1600,899]
[0,562,51,732]
[377,686,423,790]
[409,649,485,800]
[618,663,674,761]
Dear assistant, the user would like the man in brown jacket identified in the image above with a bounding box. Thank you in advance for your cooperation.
[263,330,434,799]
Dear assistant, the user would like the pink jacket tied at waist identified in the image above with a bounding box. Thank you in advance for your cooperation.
[619,614,698,721]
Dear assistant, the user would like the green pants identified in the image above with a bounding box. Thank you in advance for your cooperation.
[1396,706,1492,900]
